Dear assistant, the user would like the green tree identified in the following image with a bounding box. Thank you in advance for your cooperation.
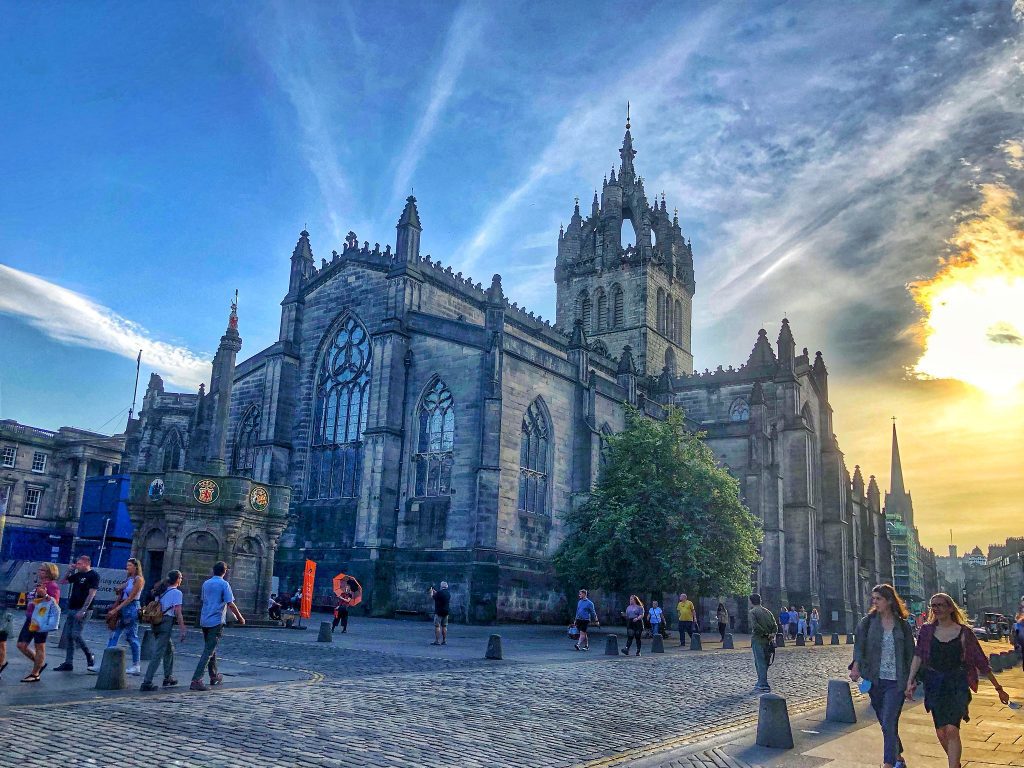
[553,406,762,599]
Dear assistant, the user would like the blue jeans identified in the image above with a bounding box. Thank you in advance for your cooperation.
[810,620,819,637]
[868,678,905,765]
[64,609,93,665]
[107,601,141,665]
[752,638,770,688]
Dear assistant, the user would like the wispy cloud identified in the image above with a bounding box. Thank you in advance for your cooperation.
[0,265,209,389]
[389,4,484,210]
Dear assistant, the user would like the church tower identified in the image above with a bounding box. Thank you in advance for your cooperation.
[554,111,695,376]
[885,422,914,527]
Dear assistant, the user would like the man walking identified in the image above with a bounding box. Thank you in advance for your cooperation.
[55,555,99,673]
[191,561,245,691]
[749,593,778,693]
[676,592,696,647]
[573,589,598,651]
[430,581,451,645]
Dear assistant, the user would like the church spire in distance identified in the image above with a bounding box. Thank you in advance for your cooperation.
[890,420,907,498]
[619,102,637,180]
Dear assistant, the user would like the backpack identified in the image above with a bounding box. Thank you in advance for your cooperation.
[32,599,61,634]
[141,581,169,625]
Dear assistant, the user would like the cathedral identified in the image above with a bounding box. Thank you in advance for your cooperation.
[124,119,892,629]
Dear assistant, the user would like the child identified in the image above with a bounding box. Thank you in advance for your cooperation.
[649,601,664,638]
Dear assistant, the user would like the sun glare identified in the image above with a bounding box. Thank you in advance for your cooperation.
[910,183,1024,397]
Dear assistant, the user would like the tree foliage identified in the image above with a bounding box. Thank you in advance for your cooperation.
[553,407,762,599]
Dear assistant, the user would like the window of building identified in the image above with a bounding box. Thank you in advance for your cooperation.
[161,431,183,471]
[674,299,683,343]
[577,291,592,332]
[24,487,42,518]
[518,399,551,515]
[729,398,750,422]
[308,315,372,499]
[594,289,607,333]
[611,285,624,328]
[31,452,47,473]
[233,405,261,476]
[1,446,15,468]
[656,288,666,334]
[414,378,454,497]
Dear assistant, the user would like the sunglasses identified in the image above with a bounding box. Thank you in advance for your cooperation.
[929,603,950,609]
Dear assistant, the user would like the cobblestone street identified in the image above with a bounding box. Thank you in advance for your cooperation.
[0,618,857,767]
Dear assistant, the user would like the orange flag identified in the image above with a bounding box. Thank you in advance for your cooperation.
[301,559,316,620]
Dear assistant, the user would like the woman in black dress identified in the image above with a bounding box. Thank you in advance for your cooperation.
[905,593,1010,768]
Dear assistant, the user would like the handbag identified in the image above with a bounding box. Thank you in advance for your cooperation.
[32,599,61,634]
[105,609,120,631]
[568,623,579,638]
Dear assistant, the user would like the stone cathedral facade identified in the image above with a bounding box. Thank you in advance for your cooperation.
[125,122,892,627]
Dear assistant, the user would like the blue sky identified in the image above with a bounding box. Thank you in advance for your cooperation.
[2,1,1022,546]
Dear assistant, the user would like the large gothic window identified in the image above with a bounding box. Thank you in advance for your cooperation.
[577,291,592,331]
[233,405,260,475]
[414,378,454,497]
[729,398,750,422]
[308,316,372,499]
[161,430,182,471]
[518,399,551,515]
[674,299,683,343]
[611,284,624,328]
[595,289,607,333]
[656,288,666,334]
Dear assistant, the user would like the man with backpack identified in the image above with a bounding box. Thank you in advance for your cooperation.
[190,561,245,691]
[141,570,188,691]
[749,593,779,694]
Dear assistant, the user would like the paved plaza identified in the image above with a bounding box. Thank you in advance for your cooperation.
[0,616,856,767]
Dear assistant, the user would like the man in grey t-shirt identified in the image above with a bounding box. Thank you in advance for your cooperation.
[191,561,245,691]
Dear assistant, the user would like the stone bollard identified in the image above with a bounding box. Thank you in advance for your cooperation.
[775,632,786,648]
[825,679,857,723]
[796,633,806,646]
[846,633,855,645]
[141,628,156,661]
[605,634,620,656]
[95,647,127,691]
[755,693,794,749]
[651,634,665,653]
[723,633,734,650]
[831,632,840,645]
[317,621,333,643]
[990,653,1004,672]
[814,633,824,646]
[485,634,503,660]
[690,633,702,651]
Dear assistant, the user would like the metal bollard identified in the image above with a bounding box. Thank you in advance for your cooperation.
[825,679,857,723]
[755,693,794,749]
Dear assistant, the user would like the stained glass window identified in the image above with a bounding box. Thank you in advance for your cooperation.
[308,316,371,499]
[518,399,551,515]
[414,378,454,497]
[729,398,750,422]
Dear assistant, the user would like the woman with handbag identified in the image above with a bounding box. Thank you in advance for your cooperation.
[106,557,146,676]
[849,583,914,768]
[905,593,1011,768]
[621,595,646,657]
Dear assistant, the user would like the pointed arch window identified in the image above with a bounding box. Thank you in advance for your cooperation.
[729,398,750,422]
[414,378,455,497]
[595,288,607,333]
[233,405,261,476]
[577,291,592,331]
[161,430,183,471]
[599,424,614,468]
[518,399,551,515]
[611,284,624,328]
[656,288,666,334]
[674,299,683,343]
[308,315,372,499]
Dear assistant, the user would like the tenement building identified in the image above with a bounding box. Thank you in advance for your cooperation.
[124,120,892,626]
[0,419,124,562]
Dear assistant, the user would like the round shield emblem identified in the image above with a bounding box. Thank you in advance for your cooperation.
[148,478,165,501]
[193,479,220,505]
[249,485,270,512]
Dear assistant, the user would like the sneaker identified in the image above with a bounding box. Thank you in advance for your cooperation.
[190,680,209,691]
[441,640,446,645]
[54,662,74,672]
[140,682,159,691]
[86,664,99,673]
[163,677,178,687]
[636,651,641,657]
[581,645,590,651]
[894,760,907,768]
[621,648,629,656]
[431,641,441,646]
[209,672,224,686]
[126,665,141,676]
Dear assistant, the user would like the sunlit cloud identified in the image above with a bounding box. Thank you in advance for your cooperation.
[0,265,209,389]
[910,183,1024,396]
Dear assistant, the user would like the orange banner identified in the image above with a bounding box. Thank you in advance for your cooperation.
[301,559,316,620]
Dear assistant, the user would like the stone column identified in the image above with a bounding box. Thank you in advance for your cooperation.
[73,456,88,521]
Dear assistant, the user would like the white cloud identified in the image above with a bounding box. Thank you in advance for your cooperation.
[0,264,210,389]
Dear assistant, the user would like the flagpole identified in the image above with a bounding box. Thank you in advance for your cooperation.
[128,349,142,422]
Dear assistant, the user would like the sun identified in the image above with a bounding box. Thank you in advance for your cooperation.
[911,183,1024,397]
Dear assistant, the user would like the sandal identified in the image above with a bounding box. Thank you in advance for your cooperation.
[21,673,41,683]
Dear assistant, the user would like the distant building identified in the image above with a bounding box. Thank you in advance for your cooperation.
[978,537,1024,617]
[935,543,964,599]
[884,424,925,611]
[0,419,125,562]
[920,546,938,602]
[962,546,987,614]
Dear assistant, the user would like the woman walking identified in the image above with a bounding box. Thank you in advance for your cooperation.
[716,602,730,642]
[810,607,821,638]
[797,606,809,638]
[141,570,187,691]
[849,584,914,768]
[905,593,1011,768]
[17,566,61,683]
[107,557,145,675]
[621,595,645,657]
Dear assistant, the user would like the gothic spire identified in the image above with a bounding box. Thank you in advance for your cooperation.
[619,103,636,180]
[746,328,777,369]
[396,195,422,262]
[890,422,907,498]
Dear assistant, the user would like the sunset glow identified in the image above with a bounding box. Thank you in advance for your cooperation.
[910,182,1024,396]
